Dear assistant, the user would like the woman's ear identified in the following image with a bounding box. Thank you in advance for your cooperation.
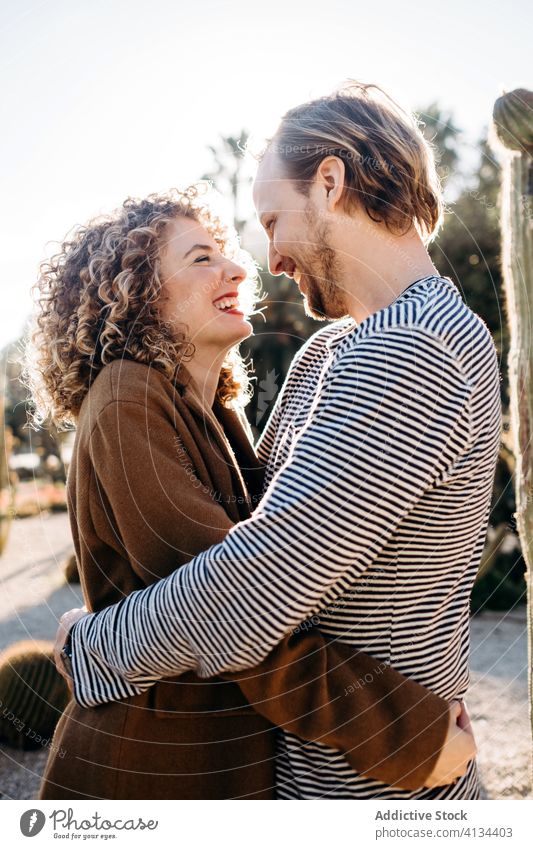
[315,155,346,212]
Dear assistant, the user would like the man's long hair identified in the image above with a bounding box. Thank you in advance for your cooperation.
[267,81,443,243]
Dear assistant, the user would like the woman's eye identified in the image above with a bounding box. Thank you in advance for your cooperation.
[193,255,210,263]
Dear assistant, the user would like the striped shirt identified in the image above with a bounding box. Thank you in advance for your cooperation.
[70,274,502,799]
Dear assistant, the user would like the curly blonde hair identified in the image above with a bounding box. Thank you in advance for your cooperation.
[25,185,258,428]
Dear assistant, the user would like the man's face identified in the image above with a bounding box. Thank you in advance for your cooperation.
[252,150,348,320]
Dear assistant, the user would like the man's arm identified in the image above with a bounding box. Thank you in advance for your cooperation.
[70,327,472,706]
[60,607,469,789]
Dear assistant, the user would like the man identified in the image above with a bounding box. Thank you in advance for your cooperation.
[57,82,501,798]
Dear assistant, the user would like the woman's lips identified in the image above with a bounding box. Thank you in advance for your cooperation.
[212,303,245,316]
[212,290,245,316]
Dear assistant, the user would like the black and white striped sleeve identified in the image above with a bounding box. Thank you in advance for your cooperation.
[70,326,473,707]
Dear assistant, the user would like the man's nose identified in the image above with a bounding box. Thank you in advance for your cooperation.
[268,242,286,276]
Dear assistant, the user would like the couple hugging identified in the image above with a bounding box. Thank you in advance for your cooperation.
[27,81,501,800]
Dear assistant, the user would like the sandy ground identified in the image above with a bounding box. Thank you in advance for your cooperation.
[0,512,531,800]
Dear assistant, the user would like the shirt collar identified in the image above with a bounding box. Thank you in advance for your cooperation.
[325,275,457,349]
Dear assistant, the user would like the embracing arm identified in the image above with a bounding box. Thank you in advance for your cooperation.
[224,627,452,789]
[78,375,450,787]
[70,328,471,701]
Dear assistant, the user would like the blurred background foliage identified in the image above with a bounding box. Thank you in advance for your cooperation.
[1,106,524,613]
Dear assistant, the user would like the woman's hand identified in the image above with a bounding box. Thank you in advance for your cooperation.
[423,700,477,788]
[54,607,89,692]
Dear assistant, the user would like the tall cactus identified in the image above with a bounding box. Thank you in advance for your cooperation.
[492,88,533,762]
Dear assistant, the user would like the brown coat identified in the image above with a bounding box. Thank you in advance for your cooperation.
[40,359,449,800]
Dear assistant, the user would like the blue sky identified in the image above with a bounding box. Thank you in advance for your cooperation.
[1,0,531,348]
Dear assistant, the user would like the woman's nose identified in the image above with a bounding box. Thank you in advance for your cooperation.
[225,259,247,285]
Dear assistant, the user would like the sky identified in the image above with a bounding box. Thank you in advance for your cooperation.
[1,0,531,350]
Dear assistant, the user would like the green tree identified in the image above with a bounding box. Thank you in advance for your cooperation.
[201,130,252,234]
[417,102,462,188]
[431,137,506,379]
[427,126,523,612]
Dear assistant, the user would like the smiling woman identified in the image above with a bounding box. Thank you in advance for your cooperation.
[25,185,259,424]
[156,215,255,408]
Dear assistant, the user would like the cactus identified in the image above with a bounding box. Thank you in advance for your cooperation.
[0,640,69,749]
[491,87,533,768]
[493,89,533,154]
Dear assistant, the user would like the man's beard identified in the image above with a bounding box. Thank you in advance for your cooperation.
[297,204,347,321]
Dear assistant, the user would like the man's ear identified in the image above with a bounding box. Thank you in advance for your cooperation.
[315,156,346,212]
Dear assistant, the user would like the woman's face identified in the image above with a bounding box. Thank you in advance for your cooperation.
[158,216,253,355]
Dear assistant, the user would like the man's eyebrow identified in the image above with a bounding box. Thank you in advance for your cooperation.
[183,243,214,258]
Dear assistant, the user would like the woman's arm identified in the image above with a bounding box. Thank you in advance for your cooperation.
[222,628,451,790]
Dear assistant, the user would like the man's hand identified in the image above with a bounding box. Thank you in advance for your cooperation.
[423,700,477,788]
[54,607,89,693]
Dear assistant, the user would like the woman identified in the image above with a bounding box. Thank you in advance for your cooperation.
[27,186,453,799]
